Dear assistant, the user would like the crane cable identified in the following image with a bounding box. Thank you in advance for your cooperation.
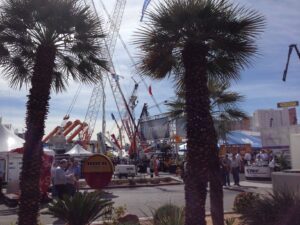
[98,0,162,114]
[65,84,82,118]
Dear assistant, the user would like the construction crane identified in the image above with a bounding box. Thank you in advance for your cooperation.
[100,1,163,114]
[283,44,300,81]
[44,1,164,151]
[81,0,162,154]
[82,0,127,151]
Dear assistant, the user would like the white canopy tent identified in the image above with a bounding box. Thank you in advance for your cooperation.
[0,124,24,152]
[65,144,92,156]
[0,124,55,183]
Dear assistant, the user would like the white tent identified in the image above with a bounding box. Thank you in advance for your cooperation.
[0,124,24,152]
[43,148,55,156]
[65,144,92,156]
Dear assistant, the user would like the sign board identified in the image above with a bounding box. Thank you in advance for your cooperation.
[219,144,252,157]
[83,154,114,189]
[244,165,271,179]
[140,117,170,140]
[277,101,299,108]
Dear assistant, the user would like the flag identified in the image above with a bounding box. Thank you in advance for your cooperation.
[111,113,116,121]
[148,85,153,96]
[140,0,151,21]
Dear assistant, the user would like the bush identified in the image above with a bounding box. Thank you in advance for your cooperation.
[161,177,172,183]
[150,179,160,185]
[153,203,184,225]
[233,192,259,214]
[276,153,291,171]
[239,190,300,225]
[128,179,136,186]
[46,191,113,225]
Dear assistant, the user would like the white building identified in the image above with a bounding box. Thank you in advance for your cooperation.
[253,108,291,131]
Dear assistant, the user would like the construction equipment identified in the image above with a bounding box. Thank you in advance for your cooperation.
[44,1,162,153]
[283,44,300,81]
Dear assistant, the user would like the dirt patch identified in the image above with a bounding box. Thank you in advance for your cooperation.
[139,213,240,225]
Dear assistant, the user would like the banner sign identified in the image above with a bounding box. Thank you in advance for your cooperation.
[244,165,271,179]
[277,101,299,108]
[140,117,170,140]
[83,154,114,189]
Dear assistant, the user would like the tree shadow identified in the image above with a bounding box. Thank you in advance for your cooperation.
[0,207,18,216]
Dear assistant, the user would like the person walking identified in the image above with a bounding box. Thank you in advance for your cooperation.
[149,156,154,178]
[154,157,160,177]
[221,155,231,186]
[53,159,68,199]
[65,160,76,196]
[231,154,241,186]
[244,152,252,165]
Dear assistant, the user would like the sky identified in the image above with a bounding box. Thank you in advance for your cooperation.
[0,0,300,140]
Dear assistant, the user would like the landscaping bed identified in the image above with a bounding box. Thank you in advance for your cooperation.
[79,177,183,189]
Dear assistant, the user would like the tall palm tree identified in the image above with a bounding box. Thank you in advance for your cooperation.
[0,0,106,224]
[166,80,248,132]
[135,1,264,225]
[167,81,248,224]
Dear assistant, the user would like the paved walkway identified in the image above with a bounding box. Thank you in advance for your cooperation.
[0,173,273,225]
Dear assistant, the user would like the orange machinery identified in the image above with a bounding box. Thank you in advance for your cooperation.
[43,120,90,146]
[42,121,72,142]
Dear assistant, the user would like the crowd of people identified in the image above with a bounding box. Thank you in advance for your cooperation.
[51,158,81,199]
[220,149,277,186]
[220,154,242,186]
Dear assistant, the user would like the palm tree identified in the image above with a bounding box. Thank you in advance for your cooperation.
[135,1,264,225]
[167,80,248,224]
[166,80,248,137]
[0,0,106,224]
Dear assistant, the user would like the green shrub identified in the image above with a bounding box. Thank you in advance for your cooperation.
[103,205,127,225]
[225,217,236,225]
[276,153,291,171]
[233,192,259,213]
[46,191,113,225]
[153,203,184,225]
[239,190,300,225]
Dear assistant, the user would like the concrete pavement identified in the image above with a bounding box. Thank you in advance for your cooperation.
[0,174,273,225]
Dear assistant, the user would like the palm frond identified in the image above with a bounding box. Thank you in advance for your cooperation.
[46,191,113,225]
[0,0,107,92]
[135,0,264,84]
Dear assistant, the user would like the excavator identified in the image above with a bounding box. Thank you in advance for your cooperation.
[283,44,300,81]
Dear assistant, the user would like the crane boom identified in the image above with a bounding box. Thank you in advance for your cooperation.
[83,0,127,148]
[283,44,300,81]
[100,1,162,114]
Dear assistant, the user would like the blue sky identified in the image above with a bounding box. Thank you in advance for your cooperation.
[0,0,300,139]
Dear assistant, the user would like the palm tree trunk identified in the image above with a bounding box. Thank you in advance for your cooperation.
[18,44,56,225]
[209,163,224,225]
[183,42,220,225]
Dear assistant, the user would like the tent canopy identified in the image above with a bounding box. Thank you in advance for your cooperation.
[0,124,24,152]
[65,144,92,156]
[220,131,262,148]
[10,147,55,156]
[179,131,262,151]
